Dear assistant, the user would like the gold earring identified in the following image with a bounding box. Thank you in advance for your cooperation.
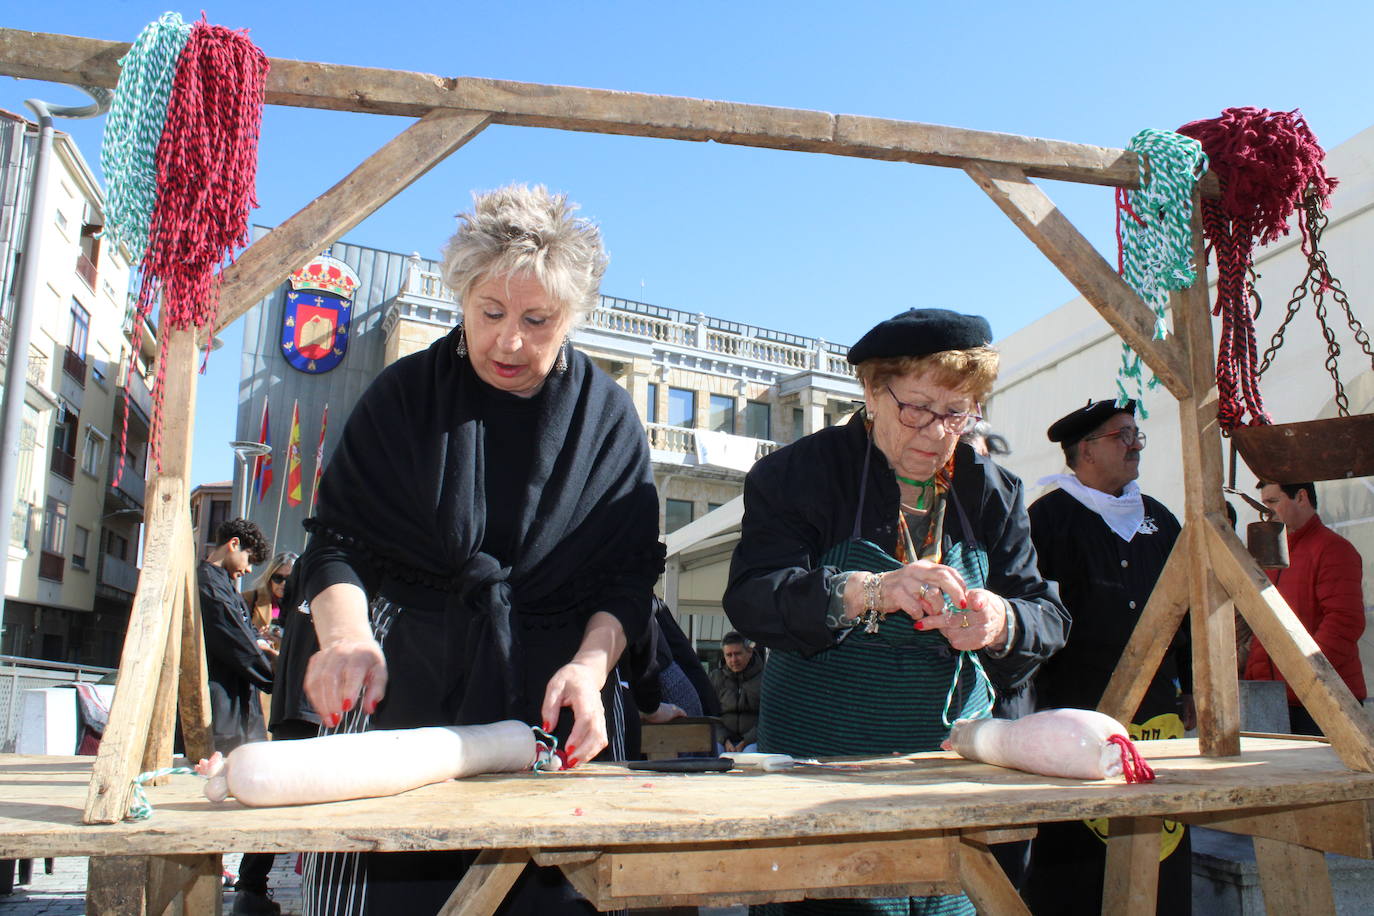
[455,324,467,358]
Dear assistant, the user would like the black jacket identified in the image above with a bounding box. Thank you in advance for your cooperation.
[198,561,273,753]
[723,412,1069,707]
[709,651,765,745]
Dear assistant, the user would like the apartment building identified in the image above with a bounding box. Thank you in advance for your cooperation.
[0,111,154,666]
[235,242,864,574]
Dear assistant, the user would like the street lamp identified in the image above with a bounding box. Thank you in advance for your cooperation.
[229,441,271,521]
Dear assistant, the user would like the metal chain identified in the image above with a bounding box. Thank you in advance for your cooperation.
[1256,194,1373,416]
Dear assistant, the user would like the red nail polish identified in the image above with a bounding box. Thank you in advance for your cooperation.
[328,713,340,727]
[567,757,580,768]
[542,720,552,733]
[914,620,925,630]
[341,697,353,712]
[565,743,578,757]
[364,700,377,715]
[959,598,967,610]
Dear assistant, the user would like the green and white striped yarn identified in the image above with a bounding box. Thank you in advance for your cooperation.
[1116,128,1208,416]
[100,12,192,264]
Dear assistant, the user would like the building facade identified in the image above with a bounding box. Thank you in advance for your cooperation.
[0,112,154,666]
[235,241,863,589]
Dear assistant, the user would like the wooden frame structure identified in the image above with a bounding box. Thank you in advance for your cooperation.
[3,25,1374,913]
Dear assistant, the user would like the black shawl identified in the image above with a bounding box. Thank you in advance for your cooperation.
[298,324,664,723]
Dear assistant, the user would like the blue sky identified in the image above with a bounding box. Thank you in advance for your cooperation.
[5,1,1374,489]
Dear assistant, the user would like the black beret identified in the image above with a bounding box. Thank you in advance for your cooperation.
[1047,398,1137,445]
[847,308,993,365]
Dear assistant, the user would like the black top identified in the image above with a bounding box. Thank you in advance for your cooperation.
[1027,487,1191,720]
[723,411,1069,702]
[198,560,273,751]
[296,325,665,726]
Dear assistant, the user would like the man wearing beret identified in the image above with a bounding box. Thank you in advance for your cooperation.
[1021,398,1192,916]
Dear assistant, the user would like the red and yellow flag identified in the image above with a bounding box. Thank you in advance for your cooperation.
[285,400,303,507]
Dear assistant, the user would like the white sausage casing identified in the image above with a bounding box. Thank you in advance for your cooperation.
[212,719,537,807]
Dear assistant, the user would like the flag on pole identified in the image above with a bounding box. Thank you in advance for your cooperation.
[285,400,303,507]
[253,400,272,503]
[309,403,328,514]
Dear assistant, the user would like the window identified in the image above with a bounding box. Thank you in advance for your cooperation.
[667,387,696,428]
[76,224,99,288]
[104,529,129,562]
[707,502,724,513]
[793,407,805,441]
[207,498,230,540]
[645,382,659,424]
[50,401,79,479]
[665,498,695,534]
[81,427,106,477]
[16,404,37,499]
[745,401,771,440]
[54,209,68,233]
[708,394,736,433]
[64,300,89,384]
[72,526,90,570]
[40,498,68,581]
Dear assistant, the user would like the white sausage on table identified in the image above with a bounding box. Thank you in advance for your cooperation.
[197,719,543,807]
[941,708,1155,782]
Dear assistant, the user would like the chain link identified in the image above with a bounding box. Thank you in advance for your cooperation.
[1255,194,1373,417]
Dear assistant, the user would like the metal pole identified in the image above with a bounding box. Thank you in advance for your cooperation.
[0,88,109,645]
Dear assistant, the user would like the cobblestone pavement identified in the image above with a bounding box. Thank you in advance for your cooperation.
[0,853,303,915]
[0,855,745,915]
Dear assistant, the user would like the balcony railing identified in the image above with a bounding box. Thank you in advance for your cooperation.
[62,347,86,385]
[25,350,48,388]
[50,449,75,480]
[108,454,146,508]
[38,550,64,582]
[645,423,779,463]
[97,553,140,595]
[397,266,855,378]
[75,252,97,289]
[10,502,32,550]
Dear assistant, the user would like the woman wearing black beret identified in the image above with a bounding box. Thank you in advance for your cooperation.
[723,307,1070,916]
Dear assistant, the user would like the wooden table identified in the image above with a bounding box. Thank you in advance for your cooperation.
[3,737,1373,914]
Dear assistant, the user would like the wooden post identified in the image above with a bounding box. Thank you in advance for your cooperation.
[138,583,185,786]
[84,328,200,824]
[956,838,1031,915]
[438,849,528,916]
[1254,837,1336,915]
[1102,817,1161,916]
[1171,199,1240,756]
[178,560,214,764]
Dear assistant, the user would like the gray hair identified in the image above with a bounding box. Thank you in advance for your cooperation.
[441,184,608,321]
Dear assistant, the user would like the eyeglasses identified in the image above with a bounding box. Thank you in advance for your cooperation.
[885,386,981,434]
[1083,427,1147,448]
[270,574,288,585]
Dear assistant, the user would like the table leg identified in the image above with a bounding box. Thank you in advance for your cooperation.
[957,838,1031,915]
[1254,836,1336,915]
[1102,816,1160,916]
[437,849,528,916]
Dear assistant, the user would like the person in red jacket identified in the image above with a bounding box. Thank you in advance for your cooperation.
[1246,481,1367,735]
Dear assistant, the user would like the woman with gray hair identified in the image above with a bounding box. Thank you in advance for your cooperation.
[297,184,663,915]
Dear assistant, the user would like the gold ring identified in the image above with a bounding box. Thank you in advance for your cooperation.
[959,615,970,628]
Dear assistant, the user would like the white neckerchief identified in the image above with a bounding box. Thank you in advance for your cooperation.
[1037,473,1147,543]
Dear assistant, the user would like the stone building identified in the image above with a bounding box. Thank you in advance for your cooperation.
[0,111,155,666]
[234,242,863,631]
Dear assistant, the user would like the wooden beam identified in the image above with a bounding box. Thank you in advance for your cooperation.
[438,848,527,916]
[1254,837,1336,915]
[1098,530,1192,724]
[963,162,1192,399]
[0,28,1221,195]
[213,109,491,334]
[1207,517,1374,771]
[178,558,214,764]
[138,581,184,786]
[1181,800,1374,858]
[146,853,221,916]
[1102,817,1161,916]
[1170,202,1241,757]
[84,329,200,824]
[957,838,1031,915]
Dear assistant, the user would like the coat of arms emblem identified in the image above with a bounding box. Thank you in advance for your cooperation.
[281,254,359,374]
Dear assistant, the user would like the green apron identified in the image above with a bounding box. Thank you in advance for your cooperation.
[755,505,994,916]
